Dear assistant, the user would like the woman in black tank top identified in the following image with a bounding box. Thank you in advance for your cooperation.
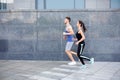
[75,20,94,68]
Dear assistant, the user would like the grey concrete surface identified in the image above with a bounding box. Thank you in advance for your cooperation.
[0,60,120,80]
[0,10,120,61]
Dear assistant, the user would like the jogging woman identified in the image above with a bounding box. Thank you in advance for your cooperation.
[75,20,94,68]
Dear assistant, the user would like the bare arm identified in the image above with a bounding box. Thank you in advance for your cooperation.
[77,30,85,43]
[63,27,74,35]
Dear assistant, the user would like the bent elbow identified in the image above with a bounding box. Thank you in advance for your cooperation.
[83,37,85,40]
[71,32,74,35]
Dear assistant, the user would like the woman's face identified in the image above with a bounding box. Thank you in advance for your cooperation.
[77,21,80,27]
[77,21,82,28]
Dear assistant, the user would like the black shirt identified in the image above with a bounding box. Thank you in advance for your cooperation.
[76,31,85,44]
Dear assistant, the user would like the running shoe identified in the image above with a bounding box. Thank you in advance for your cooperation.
[68,61,76,65]
[90,58,94,64]
[80,65,87,69]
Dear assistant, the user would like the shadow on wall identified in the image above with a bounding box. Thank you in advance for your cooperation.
[0,39,8,52]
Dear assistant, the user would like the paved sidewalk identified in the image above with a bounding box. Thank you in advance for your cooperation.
[0,60,120,80]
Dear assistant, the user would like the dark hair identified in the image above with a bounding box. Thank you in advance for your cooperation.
[78,20,87,32]
[66,17,71,22]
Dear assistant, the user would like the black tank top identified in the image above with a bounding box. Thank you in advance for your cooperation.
[76,31,85,44]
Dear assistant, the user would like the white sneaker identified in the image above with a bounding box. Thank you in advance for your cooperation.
[90,58,94,64]
[80,65,87,69]
[68,61,76,65]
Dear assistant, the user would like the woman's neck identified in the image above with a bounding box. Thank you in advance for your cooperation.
[78,26,81,30]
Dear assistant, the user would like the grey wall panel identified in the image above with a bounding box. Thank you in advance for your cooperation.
[8,40,35,52]
[37,40,61,52]
[5,52,35,60]
[87,39,120,54]
[0,11,37,24]
[0,10,120,61]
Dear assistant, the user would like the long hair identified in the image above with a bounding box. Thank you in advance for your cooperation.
[78,20,87,32]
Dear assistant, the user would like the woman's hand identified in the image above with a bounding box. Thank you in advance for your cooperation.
[75,41,79,45]
[72,38,77,41]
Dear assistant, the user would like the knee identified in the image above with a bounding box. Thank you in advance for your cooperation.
[77,53,80,57]
[65,50,70,54]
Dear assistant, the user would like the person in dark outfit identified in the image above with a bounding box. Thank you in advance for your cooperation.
[75,20,94,68]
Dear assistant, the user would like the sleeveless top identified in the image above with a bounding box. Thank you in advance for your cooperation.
[76,31,85,44]
[65,24,73,42]
[65,30,73,42]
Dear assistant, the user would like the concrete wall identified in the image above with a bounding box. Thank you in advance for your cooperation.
[0,10,120,61]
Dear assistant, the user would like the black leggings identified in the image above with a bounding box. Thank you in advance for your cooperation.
[77,43,90,65]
